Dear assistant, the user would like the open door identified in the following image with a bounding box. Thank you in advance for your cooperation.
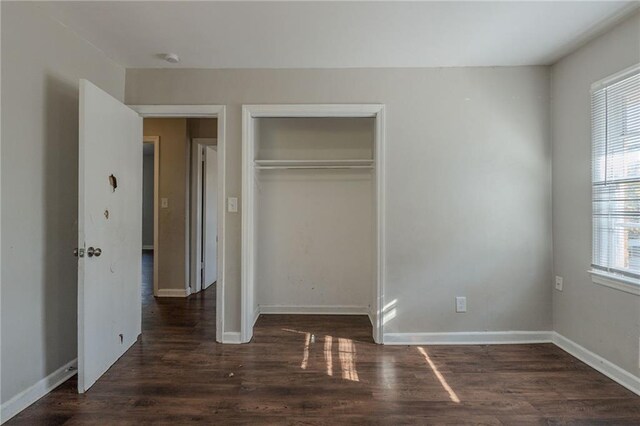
[203,146,218,288]
[77,80,142,393]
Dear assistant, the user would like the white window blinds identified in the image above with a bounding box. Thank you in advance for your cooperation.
[592,68,640,279]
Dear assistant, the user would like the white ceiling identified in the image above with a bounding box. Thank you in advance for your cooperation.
[36,1,638,69]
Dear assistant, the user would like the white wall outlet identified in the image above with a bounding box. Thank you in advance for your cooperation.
[555,275,563,291]
[228,197,238,213]
[161,198,168,208]
[455,296,467,313]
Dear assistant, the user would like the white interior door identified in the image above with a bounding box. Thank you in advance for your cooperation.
[203,146,218,288]
[78,79,142,393]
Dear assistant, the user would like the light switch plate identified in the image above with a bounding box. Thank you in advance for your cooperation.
[555,276,563,291]
[455,296,467,313]
[161,198,168,209]
[228,197,238,213]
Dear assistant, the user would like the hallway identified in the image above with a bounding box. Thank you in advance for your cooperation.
[7,253,640,424]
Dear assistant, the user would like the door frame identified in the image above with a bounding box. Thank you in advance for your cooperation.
[191,138,217,294]
[130,105,227,343]
[142,136,160,297]
[241,104,386,344]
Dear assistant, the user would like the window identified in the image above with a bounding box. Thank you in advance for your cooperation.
[592,68,640,282]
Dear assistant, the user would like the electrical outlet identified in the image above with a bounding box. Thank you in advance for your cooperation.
[455,296,467,313]
[161,198,169,209]
[555,276,563,291]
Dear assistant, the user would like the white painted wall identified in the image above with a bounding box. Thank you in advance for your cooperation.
[125,66,553,335]
[1,1,125,406]
[254,117,374,311]
[551,11,640,378]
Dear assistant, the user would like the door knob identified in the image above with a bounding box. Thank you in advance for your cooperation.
[87,247,102,257]
[73,248,85,258]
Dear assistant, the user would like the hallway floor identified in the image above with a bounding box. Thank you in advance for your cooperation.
[8,253,640,424]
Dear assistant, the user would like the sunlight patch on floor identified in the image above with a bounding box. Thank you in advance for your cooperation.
[418,346,460,403]
[324,335,333,376]
[301,332,311,369]
[338,338,359,382]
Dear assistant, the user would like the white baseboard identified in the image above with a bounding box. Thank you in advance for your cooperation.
[1,358,77,424]
[552,332,640,396]
[156,288,190,298]
[258,305,370,315]
[383,331,554,345]
[253,306,260,327]
[142,245,154,250]
[222,332,242,344]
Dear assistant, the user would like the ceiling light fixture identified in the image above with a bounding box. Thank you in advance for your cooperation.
[163,53,180,64]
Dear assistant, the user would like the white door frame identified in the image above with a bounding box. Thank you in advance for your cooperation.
[191,138,217,294]
[142,136,160,297]
[130,105,227,343]
[241,104,386,344]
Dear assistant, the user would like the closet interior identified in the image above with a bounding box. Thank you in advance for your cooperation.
[247,114,379,330]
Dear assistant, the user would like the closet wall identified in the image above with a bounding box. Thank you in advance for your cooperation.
[254,118,375,312]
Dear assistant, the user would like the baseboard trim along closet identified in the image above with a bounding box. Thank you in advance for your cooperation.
[383,331,554,345]
[222,332,242,344]
[257,305,371,315]
[552,332,640,396]
[156,288,190,298]
[1,358,77,424]
[253,306,261,327]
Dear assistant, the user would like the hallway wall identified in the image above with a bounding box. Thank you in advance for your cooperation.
[143,118,189,293]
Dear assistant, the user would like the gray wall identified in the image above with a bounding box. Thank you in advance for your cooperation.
[126,66,553,334]
[1,2,125,404]
[551,11,640,377]
[142,149,154,248]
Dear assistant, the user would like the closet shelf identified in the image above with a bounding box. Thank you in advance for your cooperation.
[254,159,374,169]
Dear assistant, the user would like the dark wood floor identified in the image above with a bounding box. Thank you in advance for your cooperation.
[9,253,640,425]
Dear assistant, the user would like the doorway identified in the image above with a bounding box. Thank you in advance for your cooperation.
[131,105,227,343]
[241,104,386,344]
[191,139,218,294]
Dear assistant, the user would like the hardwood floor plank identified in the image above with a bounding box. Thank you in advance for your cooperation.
[8,252,640,424]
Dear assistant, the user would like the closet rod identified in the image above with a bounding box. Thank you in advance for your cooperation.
[256,165,374,170]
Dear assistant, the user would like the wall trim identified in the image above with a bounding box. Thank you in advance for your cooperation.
[258,305,371,315]
[1,358,77,424]
[129,104,227,344]
[222,332,242,344]
[156,288,190,298]
[552,332,640,396]
[241,104,386,344]
[253,305,261,326]
[383,331,554,345]
[589,269,640,296]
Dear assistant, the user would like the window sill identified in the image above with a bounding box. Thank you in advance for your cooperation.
[589,270,640,296]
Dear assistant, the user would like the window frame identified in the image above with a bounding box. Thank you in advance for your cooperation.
[589,63,640,295]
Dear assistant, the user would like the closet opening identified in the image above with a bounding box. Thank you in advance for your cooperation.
[242,105,386,344]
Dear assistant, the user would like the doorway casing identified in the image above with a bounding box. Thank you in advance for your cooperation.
[241,104,386,344]
[130,105,227,343]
